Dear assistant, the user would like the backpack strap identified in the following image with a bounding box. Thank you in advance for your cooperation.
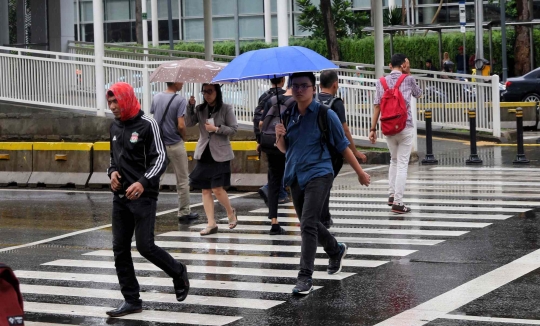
[317,105,330,159]
[394,74,408,89]
[379,77,389,91]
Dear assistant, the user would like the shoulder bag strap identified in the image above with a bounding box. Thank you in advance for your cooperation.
[159,94,178,129]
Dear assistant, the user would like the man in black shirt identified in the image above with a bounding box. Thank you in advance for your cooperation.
[425,59,438,78]
[455,46,468,74]
[318,70,367,228]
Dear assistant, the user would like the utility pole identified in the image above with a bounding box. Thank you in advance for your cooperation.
[373,0,384,78]
[500,0,508,81]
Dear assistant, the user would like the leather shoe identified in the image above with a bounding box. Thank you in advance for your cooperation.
[106,301,142,317]
[179,212,199,220]
[173,262,190,302]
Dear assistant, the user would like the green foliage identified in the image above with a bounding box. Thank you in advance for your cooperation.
[488,0,517,18]
[295,0,369,39]
[383,7,403,28]
[8,0,17,44]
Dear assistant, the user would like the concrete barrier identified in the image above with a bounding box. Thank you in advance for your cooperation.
[88,142,111,188]
[0,142,33,186]
[28,142,93,188]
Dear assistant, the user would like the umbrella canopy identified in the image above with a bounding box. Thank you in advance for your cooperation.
[149,58,225,83]
[211,46,338,83]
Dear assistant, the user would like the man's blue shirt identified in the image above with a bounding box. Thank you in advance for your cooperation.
[283,100,350,190]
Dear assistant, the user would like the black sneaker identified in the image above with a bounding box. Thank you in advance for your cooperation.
[173,262,190,302]
[392,203,412,214]
[388,195,394,206]
[269,224,285,235]
[292,278,313,295]
[327,243,347,275]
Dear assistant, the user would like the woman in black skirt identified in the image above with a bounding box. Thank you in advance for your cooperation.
[186,84,238,235]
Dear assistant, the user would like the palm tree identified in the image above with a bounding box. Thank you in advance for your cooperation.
[514,0,532,75]
[320,0,340,60]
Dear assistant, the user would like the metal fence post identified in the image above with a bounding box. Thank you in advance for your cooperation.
[411,96,418,152]
[466,106,483,165]
[513,106,529,164]
[422,107,438,165]
[491,74,501,138]
[142,63,151,115]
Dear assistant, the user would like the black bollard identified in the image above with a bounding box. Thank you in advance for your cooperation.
[466,108,483,165]
[513,106,530,164]
[421,108,438,165]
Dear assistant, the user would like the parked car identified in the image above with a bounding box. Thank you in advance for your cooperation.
[501,67,540,102]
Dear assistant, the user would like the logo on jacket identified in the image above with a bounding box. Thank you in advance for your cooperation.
[7,316,24,325]
[130,132,139,143]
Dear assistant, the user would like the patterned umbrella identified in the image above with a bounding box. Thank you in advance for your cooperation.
[149,58,225,83]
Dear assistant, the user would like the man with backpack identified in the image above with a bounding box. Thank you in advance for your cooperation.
[275,72,371,295]
[253,77,289,205]
[151,82,199,221]
[259,82,296,235]
[369,53,423,214]
[317,70,367,229]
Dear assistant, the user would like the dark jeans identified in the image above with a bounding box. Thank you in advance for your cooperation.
[267,153,286,219]
[322,157,344,223]
[290,174,340,281]
[112,195,183,304]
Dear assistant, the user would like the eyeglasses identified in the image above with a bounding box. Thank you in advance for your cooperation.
[201,89,215,95]
[291,84,313,91]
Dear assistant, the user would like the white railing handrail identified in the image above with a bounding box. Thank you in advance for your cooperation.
[0,45,96,60]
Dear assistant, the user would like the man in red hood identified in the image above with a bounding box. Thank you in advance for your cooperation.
[106,82,190,317]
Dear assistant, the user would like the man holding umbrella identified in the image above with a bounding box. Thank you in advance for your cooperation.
[275,72,371,295]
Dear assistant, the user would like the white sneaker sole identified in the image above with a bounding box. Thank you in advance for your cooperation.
[292,285,313,295]
[328,244,348,275]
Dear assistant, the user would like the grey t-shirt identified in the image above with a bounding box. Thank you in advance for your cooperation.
[150,92,187,146]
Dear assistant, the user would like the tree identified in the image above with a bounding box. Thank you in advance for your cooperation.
[296,0,369,39]
[514,0,531,75]
[135,0,142,44]
[320,0,340,60]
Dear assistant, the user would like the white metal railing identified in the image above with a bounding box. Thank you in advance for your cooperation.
[0,46,502,141]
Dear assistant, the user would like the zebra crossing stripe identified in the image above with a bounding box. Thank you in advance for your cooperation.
[279,202,527,213]
[329,196,537,207]
[410,176,540,181]
[415,170,540,175]
[42,260,355,280]
[331,190,540,199]
[342,184,540,191]
[25,323,75,326]
[249,208,511,220]
[144,241,417,257]
[219,216,491,228]
[188,224,467,236]
[15,270,314,294]
[19,284,284,310]
[375,179,540,187]
[157,231,444,246]
[83,250,389,268]
[441,315,540,325]
[430,167,540,172]
[23,302,242,325]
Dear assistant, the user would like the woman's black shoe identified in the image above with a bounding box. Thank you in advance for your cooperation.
[173,262,190,302]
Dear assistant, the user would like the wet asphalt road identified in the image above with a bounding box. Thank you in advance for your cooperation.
[2,155,540,325]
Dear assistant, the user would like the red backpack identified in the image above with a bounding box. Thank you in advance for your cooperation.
[379,74,408,136]
[0,263,24,326]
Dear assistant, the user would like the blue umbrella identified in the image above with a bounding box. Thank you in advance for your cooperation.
[211,46,338,83]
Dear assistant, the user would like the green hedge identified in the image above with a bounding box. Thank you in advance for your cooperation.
[151,30,540,76]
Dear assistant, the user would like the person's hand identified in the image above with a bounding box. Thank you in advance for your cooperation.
[275,123,286,138]
[355,151,367,163]
[189,96,196,106]
[256,143,261,153]
[369,130,377,144]
[205,122,218,133]
[110,171,122,191]
[126,182,144,200]
[358,171,370,186]
[258,120,263,130]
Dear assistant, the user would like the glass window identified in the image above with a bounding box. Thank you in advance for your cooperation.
[157,19,180,40]
[239,16,264,38]
[184,0,203,17]
[213,0,235,16]
[184,19,204,40]
[271,0,276,13]
[271,15,277,37]
[213,17,235,39]
[239,0,263,14]
[105,0,131,21]
[105,22,133,42]
[157,0,179,19]
[81,1,93,22]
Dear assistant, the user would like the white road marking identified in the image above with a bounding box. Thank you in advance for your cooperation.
[220,216,491,228]
[430,167,540,172]
[375,179,540,187]
[329,196,538,207]
[143,240,417,257]
[43,259,355,280]
[84,250,388,267]
[158,231,444,246]
[20,284,284,310]
[23,302,242,325]
[189,224,468,237]
[374,247,540,326]
[441,314,540,325]
[15,270,312,294]
[331,189,540,199]
[250,208,511,220]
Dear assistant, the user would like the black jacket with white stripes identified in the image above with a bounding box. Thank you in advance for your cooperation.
[107,110,167,199]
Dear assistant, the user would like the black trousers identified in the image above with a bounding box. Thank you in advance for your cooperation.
[267,153,286,219]
[322,157,344,223]
[112,195,183,304]
[290,174,340,281]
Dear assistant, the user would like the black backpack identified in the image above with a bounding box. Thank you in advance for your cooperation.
[0,263,24,326]
[282,102,344,177]
[253,90,277,139]
[260,96,296,155]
